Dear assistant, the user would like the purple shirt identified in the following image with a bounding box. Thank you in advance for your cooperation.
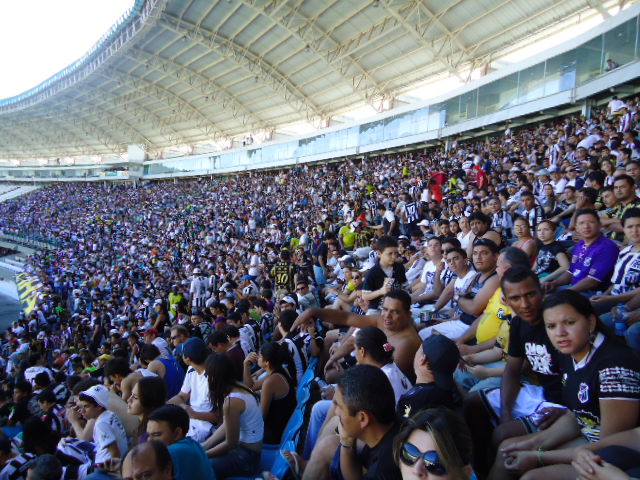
[569,234,619,285]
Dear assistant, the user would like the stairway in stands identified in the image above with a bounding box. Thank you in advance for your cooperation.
[0,185,40,203]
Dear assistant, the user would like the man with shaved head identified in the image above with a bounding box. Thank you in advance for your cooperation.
[122,441,174,480]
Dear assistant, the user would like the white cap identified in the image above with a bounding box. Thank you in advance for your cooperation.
[193,268,202,274]
[80,385,110,409]
[417,220,430,227]
[280,295,297,305]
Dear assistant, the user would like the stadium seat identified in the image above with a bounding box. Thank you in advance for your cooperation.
[297,385,311,407]
[260,443,280,472]
[281,408,305,444]
[271,440,296,480]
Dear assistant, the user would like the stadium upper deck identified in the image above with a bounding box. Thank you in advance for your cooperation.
[0,0,638,177]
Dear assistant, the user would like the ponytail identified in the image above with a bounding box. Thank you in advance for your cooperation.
[355,326,394,365]
[261,341,297,388]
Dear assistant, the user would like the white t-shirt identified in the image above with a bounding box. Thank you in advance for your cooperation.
[180,366,214,441]
[93,410,129,463]
[190,276,210,301]
[381,362,412,403]
[248,254,261,277]
[406,257,426,284]
[181,367,212,414]
[452,269,481,314]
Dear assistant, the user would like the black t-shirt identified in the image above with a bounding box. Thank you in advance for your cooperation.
[272,261,296,291]
[507,316,563,404]
[8,398,31,425]
[396,382,455,419]
[363,263,407,310]
[359,422,403,480]
[559,335,640,442]
[315,242,329,267]
[534,241,564,276]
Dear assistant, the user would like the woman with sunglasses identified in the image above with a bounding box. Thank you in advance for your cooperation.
[394,407,474,480]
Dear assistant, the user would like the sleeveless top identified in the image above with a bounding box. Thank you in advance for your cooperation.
[263,373,297,444]
[228,391,264,444]
[157,356,186,399]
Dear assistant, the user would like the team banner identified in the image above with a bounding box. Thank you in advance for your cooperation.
[15,272,41,315]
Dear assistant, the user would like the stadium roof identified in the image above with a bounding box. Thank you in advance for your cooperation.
[0,0,631,161]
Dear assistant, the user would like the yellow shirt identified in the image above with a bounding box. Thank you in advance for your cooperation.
[339,225,356,248]
[475,288,512,344]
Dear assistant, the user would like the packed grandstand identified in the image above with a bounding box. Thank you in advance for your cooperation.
[0,2,639,480]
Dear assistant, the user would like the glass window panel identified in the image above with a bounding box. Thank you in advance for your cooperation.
[477,73,518,116]
[412,107,429,135]
[396,110,417,137]
[359,120,384,145]
[427,103,444,130]
[459,90,478,121]
[345,126,359,148]
[603,18,638,67]
[544,50,577,95]
[444,96,461,126]
[517,63,545,103]
[383,114,401,140]
[576,35,604,85]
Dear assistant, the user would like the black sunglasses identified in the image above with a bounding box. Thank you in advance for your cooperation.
[400,443,447,476]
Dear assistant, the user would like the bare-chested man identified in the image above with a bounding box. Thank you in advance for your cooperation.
[291,289,421,382]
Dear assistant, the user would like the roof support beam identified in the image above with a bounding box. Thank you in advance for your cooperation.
[587,0,612,18]
[241,0,388,104]
[104,67,229,141]
[126,47,269,130]
[378,0,466,83]
[160,14,325,122]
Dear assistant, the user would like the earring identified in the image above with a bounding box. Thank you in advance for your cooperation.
[589,331,596,344]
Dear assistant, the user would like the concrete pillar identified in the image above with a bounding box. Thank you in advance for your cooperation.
[581,98,595,120]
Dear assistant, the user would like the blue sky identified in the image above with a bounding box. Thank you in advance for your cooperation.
[0,0,134,99]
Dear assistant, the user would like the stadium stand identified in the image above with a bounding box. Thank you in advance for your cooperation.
[0,2,639,480]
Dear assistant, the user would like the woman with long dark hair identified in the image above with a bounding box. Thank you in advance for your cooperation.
[494,290,640,479]
[202,353,263,479]
[243,341,297,445]
[127,376,166,443]
[355,326,412,403]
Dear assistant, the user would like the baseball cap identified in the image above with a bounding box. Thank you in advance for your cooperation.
[79,385,110,409]
[280,295,297,306]
[143,328,159,336]
[338,255,353,263]
[193,268,202,274]
[421,335,459,391]
[181,338,209,363]
[417,219,430,227]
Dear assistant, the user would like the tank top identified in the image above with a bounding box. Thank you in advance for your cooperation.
[263,373,297,444]
[228,391,264,444]
[157,356,186,399]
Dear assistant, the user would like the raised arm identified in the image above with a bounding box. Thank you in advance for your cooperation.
[291,307,378,332]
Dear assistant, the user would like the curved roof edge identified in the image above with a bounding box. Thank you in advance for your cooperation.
[0,0,151,110]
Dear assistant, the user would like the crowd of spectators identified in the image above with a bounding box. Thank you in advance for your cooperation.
[0,95,638,480]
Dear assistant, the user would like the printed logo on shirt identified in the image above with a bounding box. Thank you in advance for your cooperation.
[577,382,589,404]
[524,342,554,375]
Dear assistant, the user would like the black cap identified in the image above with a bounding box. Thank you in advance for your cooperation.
[421,335,459,391]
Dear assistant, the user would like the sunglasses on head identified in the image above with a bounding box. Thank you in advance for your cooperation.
[400,442,447,476]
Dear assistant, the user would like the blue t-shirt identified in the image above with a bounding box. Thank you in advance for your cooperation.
[169,437,217,480]
[569,234,619,286]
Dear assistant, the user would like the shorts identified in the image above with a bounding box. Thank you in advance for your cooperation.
[479,383,566,429]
